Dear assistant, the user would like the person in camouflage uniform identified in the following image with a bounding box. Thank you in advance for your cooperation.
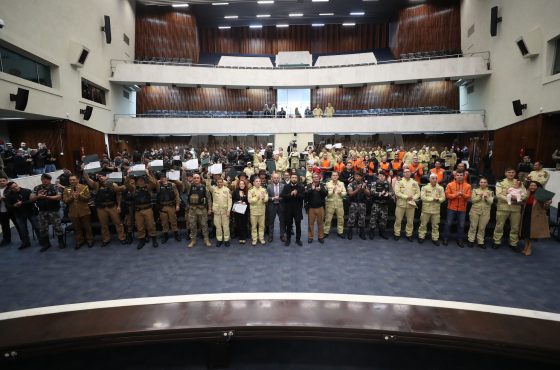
[184,173,212,248]
[368,171,392,239]
[346,171,368,240]
[31,173,65,252]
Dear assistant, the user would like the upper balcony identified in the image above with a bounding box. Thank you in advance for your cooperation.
[110,52,491,89]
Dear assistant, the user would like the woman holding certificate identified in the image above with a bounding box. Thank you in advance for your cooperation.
[232,179,250,244]
[519,181,553,256]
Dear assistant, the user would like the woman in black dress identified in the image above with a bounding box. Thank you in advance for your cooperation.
[520,181,552,256]
[232,178,250,244]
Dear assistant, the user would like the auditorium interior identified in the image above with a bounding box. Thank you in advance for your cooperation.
[1,0,560,368]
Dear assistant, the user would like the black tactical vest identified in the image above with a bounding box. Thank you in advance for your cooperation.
[188,184,207,206]
[95,184,117,207]
[133,186,152,206]
[157,183,175,204]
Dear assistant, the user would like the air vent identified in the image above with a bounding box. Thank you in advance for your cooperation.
[467,85,474,94]
[123,90,130,99]
[123,33,130,46]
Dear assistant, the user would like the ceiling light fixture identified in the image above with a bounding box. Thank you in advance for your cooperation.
[249,25,263,28]
[212,2,229,5]
[276,24,289,28]
[350,12,365,16]
[257,0,274,4]
[171,3,189,7]
[312,23,325,27]
[312,0,329,2]
[343,22,356,26]
[218,26,231,29]
[224,15,238,19]
[289,13,303,17]
[319,13,334,16]
[256,14,271,18]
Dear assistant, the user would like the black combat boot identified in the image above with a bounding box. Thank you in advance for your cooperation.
[152,236,159,248]
[137,238,146,250]
[57,235,66,249]
[369,228,375,240]
[174,231,181,242]
[39,237,52,252]
[162,232,169,244]
[359,228,367,240]
[379,229,388,239]
[347,227,353,240]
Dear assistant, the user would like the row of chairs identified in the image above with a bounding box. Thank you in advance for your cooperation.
[134,56,192,65]
[143,107,455,118]
[400,49,463,61]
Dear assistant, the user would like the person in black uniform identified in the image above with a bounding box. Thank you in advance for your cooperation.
[281,173,305,246]
[155,172,181,243]
[346,171,369,240]
[304,173,328,244]
[5,182,39,249]
[368,171,392,239]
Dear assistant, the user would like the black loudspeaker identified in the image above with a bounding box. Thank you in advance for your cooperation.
[101,15,112,44]
[512,100,527,116]
[80,105,93,120]
[490,6,502,37]
[516,39,529,56]
[9,88,29,111]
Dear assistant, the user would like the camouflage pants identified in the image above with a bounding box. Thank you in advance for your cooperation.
[369,203,388,230]
[347,202,366,228]
[189,206,209,240]
[38,211,63,238]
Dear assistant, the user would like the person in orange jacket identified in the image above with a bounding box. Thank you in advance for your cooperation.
[443,170,472,247]
[430,160,445,184]
[409,157,424,183]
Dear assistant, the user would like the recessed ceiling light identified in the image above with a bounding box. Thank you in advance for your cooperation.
[312,23,324,27]
[171,3,189,7]
[218,26,231,29]
[257,0,274,4]
[276,24,289,28]
[289,13,303,17]
[312,0,329,2]
[343,22,356,26]
[350,12,365,16]
[256,14,271,18]
[249,25,263,28]
[224,15,238,19]
[319,13,334,16]
[212,2,229,5]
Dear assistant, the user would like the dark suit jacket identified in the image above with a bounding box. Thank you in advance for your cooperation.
[281,182,305,220]
[266,182,285,204]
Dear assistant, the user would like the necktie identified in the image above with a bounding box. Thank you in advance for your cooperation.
[275,184,279,197]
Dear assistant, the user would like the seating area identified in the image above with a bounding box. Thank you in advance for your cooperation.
[134,56,192,65]
[142,106,456,118]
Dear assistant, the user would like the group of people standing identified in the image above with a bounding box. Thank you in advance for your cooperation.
[0,142,553,257]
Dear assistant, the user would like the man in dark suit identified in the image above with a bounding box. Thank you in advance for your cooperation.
[281,173,305,246]
[266,172,285,242]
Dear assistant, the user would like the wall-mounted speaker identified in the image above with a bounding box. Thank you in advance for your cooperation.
[80,105,93,120]
[490,6,502,37]
[101,15,112,44]
[512,100,527,116]
[515,27,543,58]
[69,41,90,68]
[9,88,29,111]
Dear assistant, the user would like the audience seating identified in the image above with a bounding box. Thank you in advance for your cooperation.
[400,49,463,61]
[142,106,456,118]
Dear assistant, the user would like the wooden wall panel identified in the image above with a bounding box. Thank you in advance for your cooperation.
[200,23,389,55]
[391,4,461,58]
[137,86,277,113]
[311,81,458,110]
[7,121,106,171]
[135,5,199,63]
[492,114,560,176]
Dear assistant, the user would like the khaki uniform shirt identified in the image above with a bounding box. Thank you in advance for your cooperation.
[528,169,549,186]
[496,178,527,211]
[420,183,445,214]
[470,188,494,215]
[63,184,91,218]
[248,186,268,215]
[325,180,347,207]
[211,185,232,215]
[394,178,420,208]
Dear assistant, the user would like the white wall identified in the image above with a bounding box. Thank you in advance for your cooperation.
[113,114,486,135]
[0,0,136,132]
[460,0,560,130]
[111,56,490,89]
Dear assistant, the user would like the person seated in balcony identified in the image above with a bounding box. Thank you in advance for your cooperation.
[277,107,286,118]
[295,107,302,118]
[312,105,323,118]
[263,104,271,118]
[325,103,335,117]
[304,106,312,118]
[246,108,253,118]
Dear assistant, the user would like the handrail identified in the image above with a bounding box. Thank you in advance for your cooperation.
[114,109,486,120]
[110,51,490,73]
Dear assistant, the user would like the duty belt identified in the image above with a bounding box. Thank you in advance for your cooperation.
[98,202,116,208]
[135,204,152,210]
[160,201,175,206]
